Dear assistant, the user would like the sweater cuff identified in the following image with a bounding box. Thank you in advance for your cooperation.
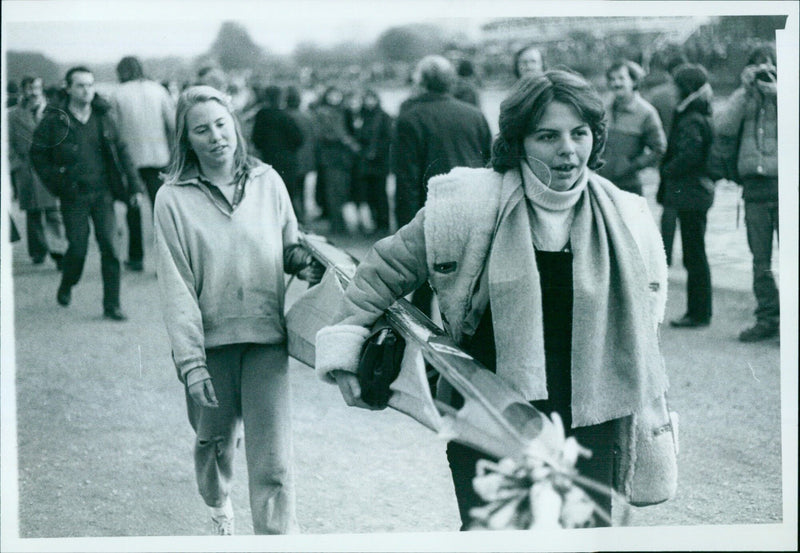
[315,324,371,384]
[184,366,211,388]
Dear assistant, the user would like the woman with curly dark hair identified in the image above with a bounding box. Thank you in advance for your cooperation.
[316,70,672,528]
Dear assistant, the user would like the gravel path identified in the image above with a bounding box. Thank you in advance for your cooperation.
[3,176,792,551]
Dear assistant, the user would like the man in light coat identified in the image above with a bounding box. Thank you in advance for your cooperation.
[111,55,175,272]
[598,59,667,197]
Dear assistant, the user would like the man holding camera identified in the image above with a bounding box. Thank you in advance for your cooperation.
[714,45,779,342]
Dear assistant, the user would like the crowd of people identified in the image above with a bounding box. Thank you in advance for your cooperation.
[5,39,780,535]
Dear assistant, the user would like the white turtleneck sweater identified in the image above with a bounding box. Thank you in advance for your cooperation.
[520,161,589,252]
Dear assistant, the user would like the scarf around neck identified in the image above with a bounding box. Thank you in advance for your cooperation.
[487,167,668,427]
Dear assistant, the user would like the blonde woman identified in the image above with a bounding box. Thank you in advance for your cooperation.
[154,86,322,535]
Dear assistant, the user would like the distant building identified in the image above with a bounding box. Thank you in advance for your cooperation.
[481,16,709,46]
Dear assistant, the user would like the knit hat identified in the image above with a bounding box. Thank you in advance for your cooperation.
[673,63,709,97]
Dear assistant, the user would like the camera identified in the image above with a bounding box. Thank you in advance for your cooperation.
[753,65,776,83]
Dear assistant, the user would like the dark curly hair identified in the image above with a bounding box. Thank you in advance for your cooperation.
[491,69,607,173]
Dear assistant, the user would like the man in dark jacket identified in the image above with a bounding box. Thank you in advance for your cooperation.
[452,59,481,107]
[643,47,689,267]
[285,86,316,223]
[393,55,492,227]
[31,66,143,321]
[392,55,492,317]
[659,64,715,329]
[252,86,305,203]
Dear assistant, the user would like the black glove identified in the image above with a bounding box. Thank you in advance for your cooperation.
[357,317,405,409]
[284,243,325,285]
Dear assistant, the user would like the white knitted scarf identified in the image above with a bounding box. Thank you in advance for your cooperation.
[487,165,668,427]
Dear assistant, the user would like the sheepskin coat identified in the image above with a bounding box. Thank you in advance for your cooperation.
[330,167,668,425]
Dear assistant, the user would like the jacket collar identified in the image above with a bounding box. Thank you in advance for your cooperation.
[173,160,268,187]
[46,93,112,118]
[414,91,451,103]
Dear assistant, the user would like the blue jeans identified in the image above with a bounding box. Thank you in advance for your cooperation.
[744,201,779,327]
[186,343,298,534]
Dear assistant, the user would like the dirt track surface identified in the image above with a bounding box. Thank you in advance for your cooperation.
[4,178,789,547]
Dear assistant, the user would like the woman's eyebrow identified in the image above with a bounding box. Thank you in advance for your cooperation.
[533,123,589,133]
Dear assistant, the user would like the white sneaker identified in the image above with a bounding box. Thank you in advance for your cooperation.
[210,498,234,535]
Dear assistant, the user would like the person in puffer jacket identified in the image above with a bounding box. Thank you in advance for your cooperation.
[316,70,670,529]
[714,44,779,342]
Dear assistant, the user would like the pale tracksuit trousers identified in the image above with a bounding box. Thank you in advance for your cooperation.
[185,342,298,534]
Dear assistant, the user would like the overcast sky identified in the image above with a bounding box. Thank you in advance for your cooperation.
[5,0,784,65]
[3,0,489,63]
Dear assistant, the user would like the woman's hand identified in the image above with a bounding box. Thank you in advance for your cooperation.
[741,63,776,91]
[188,378,219,408]
[128,192,143,208]
[297,259,325,285]
[755,79,777,97]
[285,243,325,285]
[332,370,384,410]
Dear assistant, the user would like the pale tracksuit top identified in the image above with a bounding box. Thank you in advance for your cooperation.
[154,161,298,385]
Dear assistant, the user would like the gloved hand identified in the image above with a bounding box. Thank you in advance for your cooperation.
[755,78,777,97]
[188,378,218,408]
[284,243,325,285]
[297,259,325,285]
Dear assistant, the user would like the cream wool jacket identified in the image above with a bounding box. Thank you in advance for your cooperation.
[317,168,667,387]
